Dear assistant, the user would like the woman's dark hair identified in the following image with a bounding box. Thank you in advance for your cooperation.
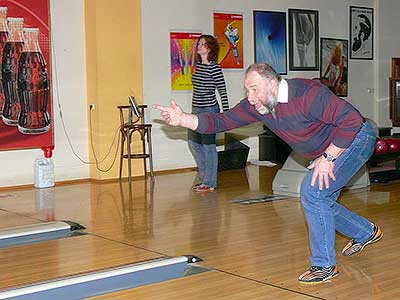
[197,34,219,63]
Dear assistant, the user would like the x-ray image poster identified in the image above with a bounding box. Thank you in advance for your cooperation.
[170,32,201,91]
[0,0,54,151]
[213,12,243,69]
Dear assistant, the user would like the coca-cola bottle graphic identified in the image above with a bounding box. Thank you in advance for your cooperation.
[0,7,8,117]
[2,17,23,126]
[18,28,50,134]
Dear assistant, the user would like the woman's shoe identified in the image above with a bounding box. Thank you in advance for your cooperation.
[194,184,215,192]
[192,183,203,190]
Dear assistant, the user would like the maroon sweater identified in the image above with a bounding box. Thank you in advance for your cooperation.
[196,79,364,158]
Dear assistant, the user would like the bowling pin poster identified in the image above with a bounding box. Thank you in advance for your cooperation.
[213,12,243,69]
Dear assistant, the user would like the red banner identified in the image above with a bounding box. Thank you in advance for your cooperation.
[0,0,53,151]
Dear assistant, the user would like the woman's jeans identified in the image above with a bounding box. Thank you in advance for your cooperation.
[188,105,220,187]
[300,120,376,267]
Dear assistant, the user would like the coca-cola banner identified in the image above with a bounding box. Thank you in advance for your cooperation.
[0,0,53,151]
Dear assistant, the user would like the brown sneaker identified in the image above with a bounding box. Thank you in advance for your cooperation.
[298,266,339,284]
[342,224,383,256]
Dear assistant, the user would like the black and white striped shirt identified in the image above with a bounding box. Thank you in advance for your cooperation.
[192,62,229,111]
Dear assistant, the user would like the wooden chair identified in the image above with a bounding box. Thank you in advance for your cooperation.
[118,102,154,182]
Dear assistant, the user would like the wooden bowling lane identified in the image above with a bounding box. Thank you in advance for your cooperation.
[0,234,160,290]
[88,270,316,300]
[0,165,400,299]
[84,167,400,300]
[0,184,92,223]
[0,210,44,229]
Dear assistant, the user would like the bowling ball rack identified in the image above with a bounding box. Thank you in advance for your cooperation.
[368,151,400,183]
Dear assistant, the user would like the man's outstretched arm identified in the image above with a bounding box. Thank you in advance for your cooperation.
[152,99,198,130]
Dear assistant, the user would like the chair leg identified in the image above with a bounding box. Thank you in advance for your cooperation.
[147,127,155,181]
[127,131,132,183]
[142,130,147,178]
[119,133,125,179]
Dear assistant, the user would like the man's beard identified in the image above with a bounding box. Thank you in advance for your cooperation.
[256,93,277,116]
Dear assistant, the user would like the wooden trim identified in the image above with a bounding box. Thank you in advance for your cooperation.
[0,164,262,189]
[0,179,91,192]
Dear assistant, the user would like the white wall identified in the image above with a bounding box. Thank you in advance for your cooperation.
[0,0,89,187]
[142,0,376,171]
[3,0,398,186]
[376,0,400,128]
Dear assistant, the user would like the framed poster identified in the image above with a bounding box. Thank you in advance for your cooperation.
[213,12,243,69]
[350,6,373,60]
[253,10,287,75]
[0,0,54,151]
[320,38,348,97]
[288,9,319,70]
[170,31,201,91]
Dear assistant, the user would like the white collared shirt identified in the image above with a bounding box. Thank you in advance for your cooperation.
[277,79,288,103]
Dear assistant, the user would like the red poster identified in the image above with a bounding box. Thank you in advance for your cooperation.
[0,0,53,152]
[214,12,243,69]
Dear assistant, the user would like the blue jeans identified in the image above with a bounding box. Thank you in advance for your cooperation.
[188,105,220,187]
[300,120,376,267]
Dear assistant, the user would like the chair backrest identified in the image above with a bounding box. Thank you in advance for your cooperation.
[129,96,141,121]
[118,97,148,127]
[117,104,147,126]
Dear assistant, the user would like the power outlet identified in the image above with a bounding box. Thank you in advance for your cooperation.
[89,104,95,110]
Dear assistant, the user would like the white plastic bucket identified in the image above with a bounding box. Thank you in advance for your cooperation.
[34,158,55,188]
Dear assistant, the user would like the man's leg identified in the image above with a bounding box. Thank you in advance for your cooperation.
[299,120,377,283]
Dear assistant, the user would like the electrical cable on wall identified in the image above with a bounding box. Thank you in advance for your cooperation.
[88,109,121,172]
[51,29,121,173]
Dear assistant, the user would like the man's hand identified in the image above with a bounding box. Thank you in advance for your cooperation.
[152,99,199,130]
[152,99,184,126]
[308,156,336,190]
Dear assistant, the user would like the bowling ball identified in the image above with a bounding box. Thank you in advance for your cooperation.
[375,138,388,155]
[387,138,400,153]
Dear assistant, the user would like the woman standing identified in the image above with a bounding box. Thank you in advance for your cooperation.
[189,34,229,192]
